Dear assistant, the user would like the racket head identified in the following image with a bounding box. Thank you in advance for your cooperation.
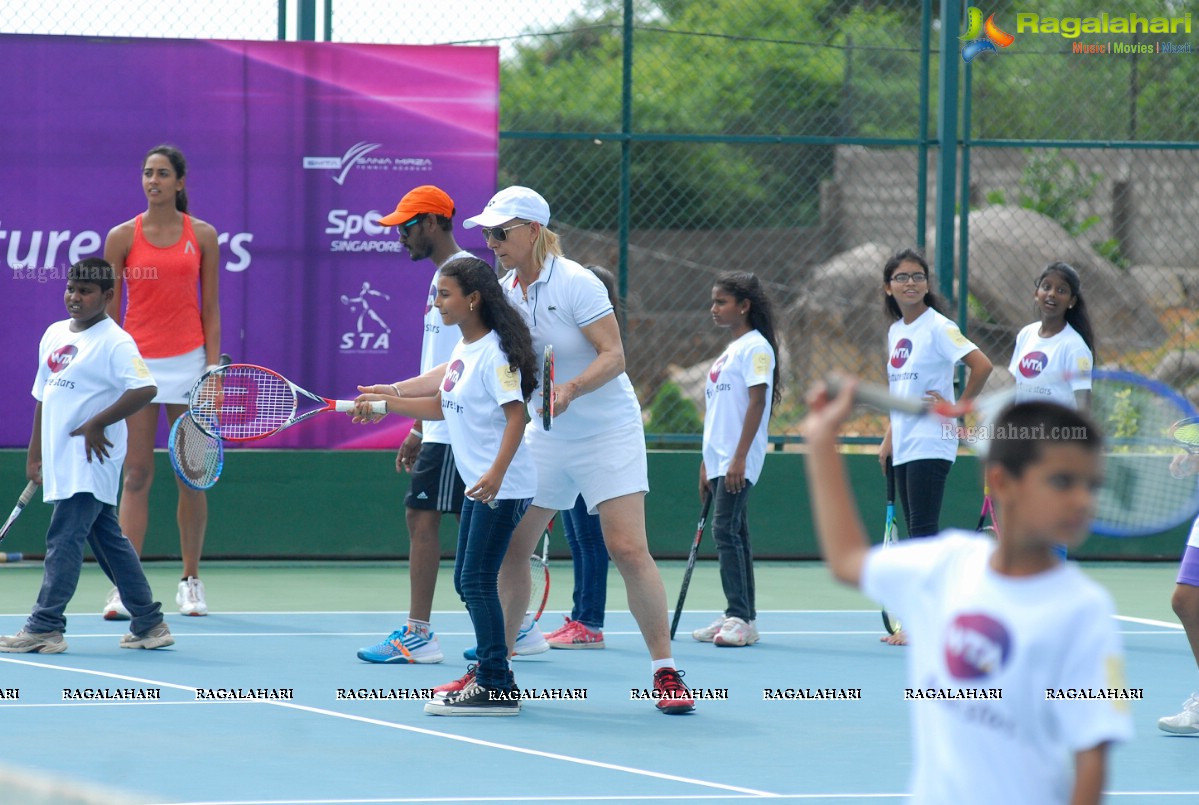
[541,345,554,431]
[169,411,224,491]
[528,527,551,622]
[189,363,298,441]
[1171,416,1199,453]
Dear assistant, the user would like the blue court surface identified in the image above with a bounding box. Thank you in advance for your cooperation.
[0,562,1195,804]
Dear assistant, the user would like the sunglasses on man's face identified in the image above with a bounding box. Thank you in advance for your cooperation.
[481,221,533,242]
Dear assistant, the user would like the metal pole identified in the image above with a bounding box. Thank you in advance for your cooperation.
[934,0,962,302]
[618,0,633,337]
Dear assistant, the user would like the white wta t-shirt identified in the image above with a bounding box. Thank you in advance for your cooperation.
[31,318,156,506]
[1009,322,1092,409]
[501,255,641,439]
[438,331,537,501]
[887,308,979,464]
[863,532,1133,805]
[419,249,472,444]
[702,330,775,485]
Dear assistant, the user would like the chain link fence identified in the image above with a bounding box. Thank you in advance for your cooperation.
[5,0,1197,445]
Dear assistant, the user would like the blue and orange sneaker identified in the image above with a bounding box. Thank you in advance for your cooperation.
[357,625,444,664]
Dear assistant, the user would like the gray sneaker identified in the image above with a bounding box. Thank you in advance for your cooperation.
[0,629,67,654]
[120,622,175,650]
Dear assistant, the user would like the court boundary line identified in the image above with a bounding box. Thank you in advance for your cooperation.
[0,656,778,799]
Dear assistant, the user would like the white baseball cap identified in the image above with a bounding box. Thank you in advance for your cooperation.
[462,186,551,228]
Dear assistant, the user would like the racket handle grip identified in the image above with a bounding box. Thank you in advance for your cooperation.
[17,481,38,507]
[825,376,927,416]
[334,400,388,414]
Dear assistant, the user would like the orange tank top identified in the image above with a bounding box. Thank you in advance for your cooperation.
[122,213,206,359]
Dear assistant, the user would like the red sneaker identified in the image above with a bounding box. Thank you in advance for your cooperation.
[546,618,605,649]
[432,665,476,699]
[653,667,695,714]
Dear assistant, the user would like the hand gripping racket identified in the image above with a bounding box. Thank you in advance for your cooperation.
[670,494,712,640]
[169,411,224,490]
[528,519,553,623]
[880,459,901,636]
[834,369,1199,538]
[0,481,39,545]
[189,363,386,441]
[541,345,555,431]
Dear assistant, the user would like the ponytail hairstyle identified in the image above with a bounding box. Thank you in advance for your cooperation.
[1036,261,1096,356]
[882,248,948,321]
[440,257,537,401]
[143,145,189,213]
[713,271,782,408]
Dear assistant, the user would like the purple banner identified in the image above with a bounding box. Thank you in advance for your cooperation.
[0,35,498,449]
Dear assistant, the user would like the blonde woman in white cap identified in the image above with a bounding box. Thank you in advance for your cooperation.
[464,186,694,714]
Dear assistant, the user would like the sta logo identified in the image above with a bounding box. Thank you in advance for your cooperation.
[48,344,78,373]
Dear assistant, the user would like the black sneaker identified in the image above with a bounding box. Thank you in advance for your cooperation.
[424,679,520,717]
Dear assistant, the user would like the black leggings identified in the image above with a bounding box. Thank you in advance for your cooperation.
[894,459,952,538]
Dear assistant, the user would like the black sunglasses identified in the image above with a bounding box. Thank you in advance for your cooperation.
[481,221,533,242]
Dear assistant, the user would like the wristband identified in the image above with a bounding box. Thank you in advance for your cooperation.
[410,430,423,440]
[391,382,403,396]
[204,364,219,374]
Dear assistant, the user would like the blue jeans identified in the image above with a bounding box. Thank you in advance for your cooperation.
[454,497,530,689]
[894,459,952,538]
[28,493,164,636]
[708,479,756,622]
[561,495,608,629]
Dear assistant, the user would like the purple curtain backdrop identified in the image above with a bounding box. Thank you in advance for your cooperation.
[0,35,498,449]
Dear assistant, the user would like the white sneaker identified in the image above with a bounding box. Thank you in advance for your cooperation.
[692,615,726,643]
[714,616,760,647]
[515,613,549,655]
[177,577,208,616]
[102,587,131,621]
[1158,693,1199,735]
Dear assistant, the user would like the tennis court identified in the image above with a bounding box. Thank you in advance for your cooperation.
[0,559,1194,804]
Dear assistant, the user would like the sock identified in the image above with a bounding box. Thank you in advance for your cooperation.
[651,658,677,674]
[407,618,431,637]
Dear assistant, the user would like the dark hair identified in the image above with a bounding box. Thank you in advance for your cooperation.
[882,248,948,321]
[585,265,621,326]
[68,257,115,292]
[1036,261,1096,356]
[143,145,189,213]
[440,257,537,401]
[986,401,1101,478]
[713,271,783,408]
[431,213,453,233]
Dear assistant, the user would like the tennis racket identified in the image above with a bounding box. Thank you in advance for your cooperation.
[541,345,555,430]
[189,363,386,441]
[528,519,552,623]
[1172,417,1199,453]
[976,483,1000,538]
[836,369,1199,538]
[880,460,901,636]
[670,494,712,640]
[0,481,39,544]
[168,411,223,490]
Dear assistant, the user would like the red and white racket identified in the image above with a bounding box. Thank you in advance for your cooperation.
[528,521,552,623]
[188,363,385,441]
[541,345,555,431]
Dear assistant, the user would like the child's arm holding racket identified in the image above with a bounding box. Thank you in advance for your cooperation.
[352,388,444,424]
[802,379,871,586]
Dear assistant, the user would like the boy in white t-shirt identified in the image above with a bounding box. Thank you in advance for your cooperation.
[0,259,173,654]
[803,382,1132,805]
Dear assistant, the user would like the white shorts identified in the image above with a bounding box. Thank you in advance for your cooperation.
[525,419,649,514]
[144,346,206,404]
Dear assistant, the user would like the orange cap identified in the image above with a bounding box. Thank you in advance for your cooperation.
[378,185,455,226]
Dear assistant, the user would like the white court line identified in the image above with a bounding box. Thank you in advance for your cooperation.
[152,795,909,804]
[0,656,777,799]
[1115,615,1184,630]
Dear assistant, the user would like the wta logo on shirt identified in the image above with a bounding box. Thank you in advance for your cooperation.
[47,344,78,373]
[709,354,728,383]
[443,359,465,392]
[1018,351,1049,378]
[890,339,913,368]
[425,282,436,316]
[944,613,1011,679]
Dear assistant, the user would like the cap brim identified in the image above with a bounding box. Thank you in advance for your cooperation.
[462,210,514,229]
[378,209,414,226]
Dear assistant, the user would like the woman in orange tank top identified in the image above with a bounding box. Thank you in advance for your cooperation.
[104,145,222,618]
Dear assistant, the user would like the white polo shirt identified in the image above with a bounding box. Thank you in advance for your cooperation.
[500,255,641,439]
[438,331,537,500]
[1009,322,1092,409]
[887,308,979,465]
[702,329,775,485]
[419,249,472,444]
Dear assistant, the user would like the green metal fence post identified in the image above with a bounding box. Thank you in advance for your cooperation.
[934,0,961,302]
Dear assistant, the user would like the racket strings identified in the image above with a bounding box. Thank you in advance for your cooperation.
[194,367,296,439]
[175,416,222,488]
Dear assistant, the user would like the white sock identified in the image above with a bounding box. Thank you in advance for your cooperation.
[651,658,677,674]
[407,618,431,637]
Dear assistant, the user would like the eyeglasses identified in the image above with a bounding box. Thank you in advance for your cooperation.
[481,221,533,242]
[890,272,927,285]
[399,215,426,235]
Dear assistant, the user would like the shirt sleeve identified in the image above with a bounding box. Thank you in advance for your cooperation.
[569,267,615,329]
[1049,593,1135,751]
[743,338,775,389]
[937,318,980,365]
[112,336,156,392]
[1068,339,1093,391]
[486,346,524,408]
[31,329,51,401]
[861,535,961,626]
